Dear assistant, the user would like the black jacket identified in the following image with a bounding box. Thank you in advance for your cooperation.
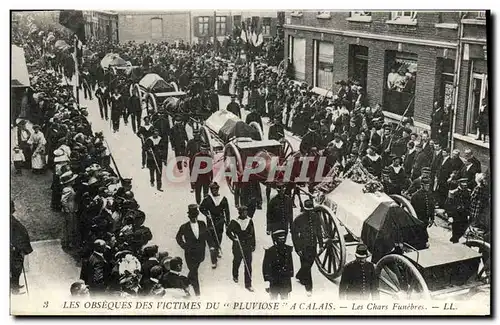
[262,244,294,291]
[291,211,323,253]
[339,260,379,300]
[266,193,294,233]
[176,220,209,263]
[227,218,256,252]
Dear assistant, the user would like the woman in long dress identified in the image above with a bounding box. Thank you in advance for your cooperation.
[27,124,47,174]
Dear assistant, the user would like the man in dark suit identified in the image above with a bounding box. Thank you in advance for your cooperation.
[430,142,444,184]
[435,148,454,207]
[137,116,154,168]
[300,123,322,154]
[10,201,33,295]
[411,142,431,180]
[161,257,190,294]
[403,141,417,174]
[226,95,241,118]
[151,111,171,163]
[450,149,465,172]
[464,149,481,174]
[189,143,213,204]
[175,204,209,296]
[339,244,379,300]
[245,106,263,131]
[268,115,285,141]
[291,199,323,296]
[140,245,159,285]
[80,239,111,296]
[263,229,294,300]
[140,265,165,296]
[368,125,382,154]
[459,159,481,191]
[445,178,472,243]
[128,90,142,134]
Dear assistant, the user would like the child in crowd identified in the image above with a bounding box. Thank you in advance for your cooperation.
[12,146,25,175]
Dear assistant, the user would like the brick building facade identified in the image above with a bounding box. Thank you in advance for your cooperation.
[283,10,489,167]
[117,11,191,44]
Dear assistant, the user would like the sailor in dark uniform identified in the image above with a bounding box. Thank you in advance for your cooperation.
[189,143,213,204]
[110,88,125,132]
[445,178,472,243]
[227,206,256,292]
[128,89,142,134]
[291,199,323,296]
[339,244,379,300]
[388,156,409,195]
[199,182,230,268]
[137,116,154,169]
[266,182,294,236]
[95,82,110,120]
[263,229,294,300]
[226,94,241,118]
[361,146,383,178]
[144,128,166,191]
[151,111,171,164]
[171,115,189,172]
[410,177,436,227]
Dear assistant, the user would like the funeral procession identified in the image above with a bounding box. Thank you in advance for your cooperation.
[9,9,491,315]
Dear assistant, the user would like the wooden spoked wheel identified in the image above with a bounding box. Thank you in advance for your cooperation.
[223,142,243,194]
[314,205,346,281]
[390,194,418,219]
[249,121,264,141]
[376,254,431,300]
[280,138,294,160]
[200,126,214,157]
[464,239,491,284]
[147,93,157,114]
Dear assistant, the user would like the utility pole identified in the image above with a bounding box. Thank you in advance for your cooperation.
[213,10,217,54]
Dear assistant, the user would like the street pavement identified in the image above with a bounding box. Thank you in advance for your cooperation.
[11,92,489,310]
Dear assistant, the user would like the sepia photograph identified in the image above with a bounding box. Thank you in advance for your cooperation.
[9,8,491,316]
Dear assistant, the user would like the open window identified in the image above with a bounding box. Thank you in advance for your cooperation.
[384,51,418,116]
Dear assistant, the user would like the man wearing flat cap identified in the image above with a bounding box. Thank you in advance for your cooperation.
[339,244,379,300]
[263,229,294,300]
[175,204,209,296]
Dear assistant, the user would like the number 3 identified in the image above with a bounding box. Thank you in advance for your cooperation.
[43,301,49,308]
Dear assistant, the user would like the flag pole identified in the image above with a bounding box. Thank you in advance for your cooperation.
[73,35,80,105]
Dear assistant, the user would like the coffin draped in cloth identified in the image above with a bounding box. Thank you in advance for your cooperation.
[139,73,176,93]
[205,110,261,143]
[322,179,429,263]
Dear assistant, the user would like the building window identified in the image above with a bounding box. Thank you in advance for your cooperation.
[151,18,163,40]
[198,17,209,36]
[477,11,486,19]
[233,15,241,27]
[292,37,306,81]
[467,73,488,136]
[216,16,226,36]
[384,51,418,116]
[262,18,271,36]
[314,41,334,89]
[391,11,417,22]
[351,11,371,18]
[287,35,294,64]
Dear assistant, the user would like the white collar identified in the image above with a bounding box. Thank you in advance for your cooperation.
[150,278,159,284]
[209,193,223,206]
[236,218,250,231]
[148,257,158,262]
[392,165,402,173]
[93,251,104,258]
[113,94,121,99]
[367,154,380,161]
[442,156,449,164]
[169,270,181,276]
[408,148,415,155]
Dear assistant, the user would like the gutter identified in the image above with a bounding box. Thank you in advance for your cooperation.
[450,13,467,150]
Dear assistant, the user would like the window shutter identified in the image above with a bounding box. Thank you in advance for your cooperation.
[193,16,200,37]
[270,18,277,37]
[226,16,231,36]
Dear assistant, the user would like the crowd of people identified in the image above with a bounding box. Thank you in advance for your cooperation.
[11,20,490,300]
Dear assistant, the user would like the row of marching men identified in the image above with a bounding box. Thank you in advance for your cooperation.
[174,180,378,300]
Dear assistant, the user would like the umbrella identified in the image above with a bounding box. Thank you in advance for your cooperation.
[100,53,127,69]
